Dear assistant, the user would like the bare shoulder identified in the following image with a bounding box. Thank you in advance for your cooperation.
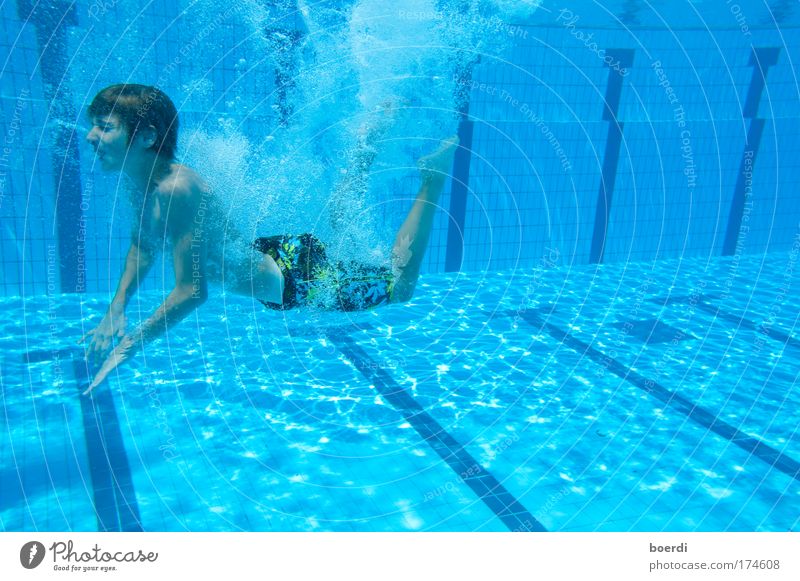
[156,164,209,202]
[156,165,210,234]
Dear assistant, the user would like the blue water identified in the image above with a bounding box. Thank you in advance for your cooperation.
[2,252,798,531]
[2,0,800,532]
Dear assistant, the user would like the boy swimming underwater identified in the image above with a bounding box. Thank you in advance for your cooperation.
[79,84,458,393]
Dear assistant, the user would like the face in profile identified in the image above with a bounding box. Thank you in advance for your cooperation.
[86,113,131,171]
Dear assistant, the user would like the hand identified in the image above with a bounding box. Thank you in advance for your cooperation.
[78,305,127,362]
[83,333,139,395]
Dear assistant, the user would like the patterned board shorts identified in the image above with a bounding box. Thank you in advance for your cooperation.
[253,233,395,311]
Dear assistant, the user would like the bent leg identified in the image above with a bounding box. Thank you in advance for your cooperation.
[390,136,459,303]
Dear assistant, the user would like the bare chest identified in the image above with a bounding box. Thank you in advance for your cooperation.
[137,195,167,243]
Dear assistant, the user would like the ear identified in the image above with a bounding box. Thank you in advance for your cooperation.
[135,124,158,149]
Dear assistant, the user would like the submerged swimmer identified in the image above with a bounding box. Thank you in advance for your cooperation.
[79,84,458,393]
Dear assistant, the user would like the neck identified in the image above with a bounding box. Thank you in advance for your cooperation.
[123,151,172,194]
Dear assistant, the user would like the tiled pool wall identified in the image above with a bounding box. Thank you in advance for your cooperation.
[1,1,799,296]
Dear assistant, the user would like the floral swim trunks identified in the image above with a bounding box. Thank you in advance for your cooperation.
[253,233,395,311]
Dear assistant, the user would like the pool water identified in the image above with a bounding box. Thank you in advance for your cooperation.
[2,251,798,531]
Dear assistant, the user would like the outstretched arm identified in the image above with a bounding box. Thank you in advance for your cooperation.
[85,184,208,394]
[79,239,155,359]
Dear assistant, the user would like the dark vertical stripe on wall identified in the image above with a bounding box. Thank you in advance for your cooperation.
[445,115,473,272]
[17,0,84,293]
[722,47,780,256]
[589,49,634,264]
[590,123,625,264]
[722,119,765,256]
[444,58,477,273]
[743,47,780,118]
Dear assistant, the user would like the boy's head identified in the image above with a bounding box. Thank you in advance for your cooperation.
[87,84,178,161]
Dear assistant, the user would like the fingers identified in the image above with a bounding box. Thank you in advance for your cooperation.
[82,331,136,396]
[85,339,99,360]
[84,365,106,395]
[89,335,110,356]
[84,359,111,395]
[84,343,129,396]
[80,329,109,360]
[83,374,104,396]
[96,336,110,354]
[77,329,94,345]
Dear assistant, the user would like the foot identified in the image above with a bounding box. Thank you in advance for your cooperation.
[357,99,400,143]
[417,136,459,184]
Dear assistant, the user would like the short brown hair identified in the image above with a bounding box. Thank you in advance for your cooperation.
[88,84,179,159]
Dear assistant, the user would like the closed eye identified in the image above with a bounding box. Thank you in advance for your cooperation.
[91,117,116,132]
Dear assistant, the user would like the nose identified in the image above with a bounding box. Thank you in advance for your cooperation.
[86,127,98,145]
